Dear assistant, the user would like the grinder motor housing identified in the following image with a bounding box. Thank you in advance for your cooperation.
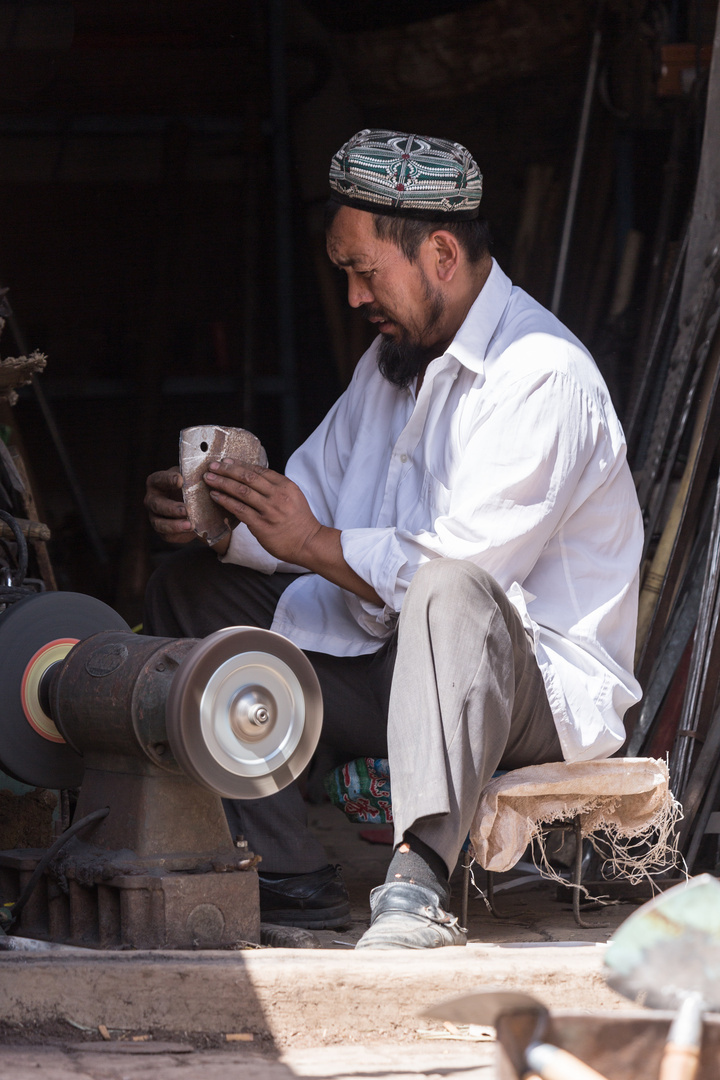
[0,591,323,949]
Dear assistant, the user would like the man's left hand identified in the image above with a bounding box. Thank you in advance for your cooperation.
[203,459,323,567]
[204,458,382,605]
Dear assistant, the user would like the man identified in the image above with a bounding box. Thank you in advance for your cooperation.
[144,129,643,950]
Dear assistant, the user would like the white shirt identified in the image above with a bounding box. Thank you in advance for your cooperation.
[223,260,643,762]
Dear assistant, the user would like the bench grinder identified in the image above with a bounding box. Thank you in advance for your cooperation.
[0,590,322,949]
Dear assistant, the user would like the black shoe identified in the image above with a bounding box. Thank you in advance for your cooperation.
[355,881,466,950]
[258,864,352,930]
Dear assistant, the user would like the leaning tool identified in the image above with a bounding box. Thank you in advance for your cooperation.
[421,988,610,1080]
[604,874,720,1080]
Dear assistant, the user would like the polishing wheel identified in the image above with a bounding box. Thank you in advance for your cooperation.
[166,626,323,799]
[0,591,131,789]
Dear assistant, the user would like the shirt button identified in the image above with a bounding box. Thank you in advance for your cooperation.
[400,453,408,463]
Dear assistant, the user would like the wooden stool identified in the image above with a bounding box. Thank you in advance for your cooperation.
[468,758,677,928]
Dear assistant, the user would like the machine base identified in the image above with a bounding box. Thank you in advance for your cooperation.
[0,850,261,949]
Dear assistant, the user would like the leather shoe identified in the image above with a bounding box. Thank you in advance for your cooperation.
[258,864,352,930]
[355,880,467,950]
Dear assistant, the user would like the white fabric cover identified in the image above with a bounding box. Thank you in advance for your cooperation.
[470,758,674,873]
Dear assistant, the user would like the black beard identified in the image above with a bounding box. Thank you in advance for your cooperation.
[373,282,446,389]
[377,335,436,389]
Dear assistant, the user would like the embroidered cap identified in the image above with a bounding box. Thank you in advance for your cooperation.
[329,129,482,221]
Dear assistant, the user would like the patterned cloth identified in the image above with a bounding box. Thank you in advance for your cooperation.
[329,129,482,220]
[325,756,393,824]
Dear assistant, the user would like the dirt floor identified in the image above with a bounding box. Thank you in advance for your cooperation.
[305,801,645,948]
[0,800,655,1079]
[0,1038,497,1080]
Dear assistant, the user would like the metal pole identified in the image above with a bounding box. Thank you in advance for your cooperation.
[680,0,720,320]
[4,300,107,565]
[550,16,603,316]
[269,0,299,463]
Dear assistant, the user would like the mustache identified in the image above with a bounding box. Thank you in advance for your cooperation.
[360,304,390,323]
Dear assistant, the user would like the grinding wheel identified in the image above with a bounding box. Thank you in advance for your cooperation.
[166,626,323,799]
[0,591,130,788]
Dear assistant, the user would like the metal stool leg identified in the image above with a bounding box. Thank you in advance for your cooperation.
[486,868,503,918]
[572,814,593,928]
[461,848,471,929]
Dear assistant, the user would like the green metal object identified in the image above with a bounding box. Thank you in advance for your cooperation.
[604,874,720,1011]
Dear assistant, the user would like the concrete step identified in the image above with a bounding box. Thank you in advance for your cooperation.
[0,941,633,1045]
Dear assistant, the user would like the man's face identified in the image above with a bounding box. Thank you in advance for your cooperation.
[326,206,446,379]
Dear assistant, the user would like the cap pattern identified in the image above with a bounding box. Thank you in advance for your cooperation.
[329,129,482,220]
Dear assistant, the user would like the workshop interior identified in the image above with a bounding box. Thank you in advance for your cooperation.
[2,0,720,960]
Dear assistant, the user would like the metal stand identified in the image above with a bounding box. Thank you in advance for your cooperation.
[481,815,594,928]
[461,847,471,929]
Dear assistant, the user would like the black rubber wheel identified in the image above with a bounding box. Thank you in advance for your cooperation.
[0,592,130,788]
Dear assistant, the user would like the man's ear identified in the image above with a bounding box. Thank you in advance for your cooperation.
[429,230,461,282]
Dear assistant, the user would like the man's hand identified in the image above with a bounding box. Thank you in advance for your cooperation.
[144,467,196,544]
[203,460,322,565]
[204,459,381,603]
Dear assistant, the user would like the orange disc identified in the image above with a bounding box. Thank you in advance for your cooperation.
[20,638,78,743]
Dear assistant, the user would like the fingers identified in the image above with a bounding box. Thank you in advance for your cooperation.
[206,459,276,491]
[145,492,189,519]
[202,462,317,566]
[145,465,194,541]
[146,498,194,540]
[144,468,184,510]
[204,460,276,513]
[146,466,183,495]
[151,516,195,542]
[144,486,189,520]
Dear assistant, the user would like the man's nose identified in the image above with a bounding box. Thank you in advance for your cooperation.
[347,272,373,308]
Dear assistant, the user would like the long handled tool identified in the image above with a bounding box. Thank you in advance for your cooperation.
[422,988,610,1080]
[604,874,720,1080]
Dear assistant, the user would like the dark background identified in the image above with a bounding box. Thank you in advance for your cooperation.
[0,0,715,624]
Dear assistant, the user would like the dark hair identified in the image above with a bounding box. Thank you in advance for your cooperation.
[324,196,491,264]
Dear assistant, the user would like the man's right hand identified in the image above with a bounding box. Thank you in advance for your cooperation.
[144,467,196,544]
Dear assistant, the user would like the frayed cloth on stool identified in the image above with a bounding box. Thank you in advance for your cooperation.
[470,758,682,884]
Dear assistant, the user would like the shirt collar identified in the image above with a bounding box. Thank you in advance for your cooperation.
[445,258,512,375]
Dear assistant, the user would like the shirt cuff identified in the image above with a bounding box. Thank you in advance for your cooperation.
[219,523,278,574]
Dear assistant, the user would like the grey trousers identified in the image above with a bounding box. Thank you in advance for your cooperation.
[144,546,562,875]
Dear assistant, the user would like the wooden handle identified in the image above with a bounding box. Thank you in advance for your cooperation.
[659,997,704,1080]
[0,517,51,542]
[525,1042,610,1080]
[658,1043,701,1080]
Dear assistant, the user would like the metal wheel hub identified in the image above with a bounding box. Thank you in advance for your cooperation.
[166,626,323,799]
[228,685,275,740]
[200,651,303,768]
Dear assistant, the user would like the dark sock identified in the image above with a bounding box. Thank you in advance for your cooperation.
[385,832,450,907]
